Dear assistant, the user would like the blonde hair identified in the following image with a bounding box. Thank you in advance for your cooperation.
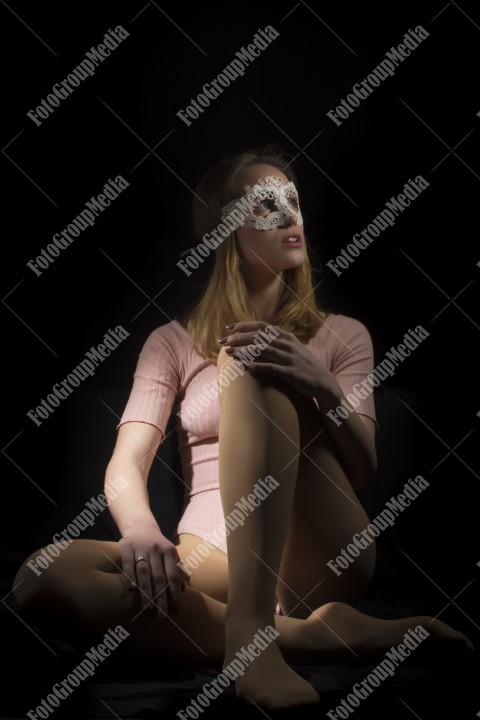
[177,145,328,362]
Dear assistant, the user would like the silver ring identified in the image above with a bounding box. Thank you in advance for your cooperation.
[135,555,150,564]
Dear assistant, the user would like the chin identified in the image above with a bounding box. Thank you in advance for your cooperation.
[279,256,305,271]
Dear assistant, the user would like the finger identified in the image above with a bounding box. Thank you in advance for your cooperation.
[246,362,287,376]
[148,554,169,619]
[134,557,155,610]
[225,321,269,333]
[231,346,289,364]
[223,333,295,359]
[223,329,285,348]
[226,341,269,357]
[177,559,190,592]
[118,541,136,591]
[219,330,259,347]
[164,549,182,614]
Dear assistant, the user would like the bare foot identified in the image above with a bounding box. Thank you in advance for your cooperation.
[223,623,320,710]
[294,601,474,665]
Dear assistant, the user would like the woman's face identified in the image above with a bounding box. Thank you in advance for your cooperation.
[233,164,305,276]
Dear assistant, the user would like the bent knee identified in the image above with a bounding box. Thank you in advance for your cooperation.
[13,541,94,616]
[216,346,247,377]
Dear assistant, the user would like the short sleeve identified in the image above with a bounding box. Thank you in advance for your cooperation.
[117,327,180,439]
[329,317,377,425]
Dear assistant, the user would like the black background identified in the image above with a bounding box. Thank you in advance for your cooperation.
[1,0,479,717]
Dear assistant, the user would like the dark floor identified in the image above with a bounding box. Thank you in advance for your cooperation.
[2,584,478,720]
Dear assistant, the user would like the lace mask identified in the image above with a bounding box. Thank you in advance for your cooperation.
[221,175,303,231]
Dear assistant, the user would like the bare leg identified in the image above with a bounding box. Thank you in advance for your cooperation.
[12,539,226,661]
[12,540,472,677]
[217,349,320,708]
[277,400,376,617]
[215,350,474,708]
[173,533,228,603]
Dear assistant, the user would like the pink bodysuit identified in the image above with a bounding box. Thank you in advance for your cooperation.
[117,313,377,557]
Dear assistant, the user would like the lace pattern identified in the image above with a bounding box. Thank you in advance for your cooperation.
[221,175,303,230]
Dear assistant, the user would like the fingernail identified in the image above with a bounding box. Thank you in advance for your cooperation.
[225,324,235,329]
[225,348,235,355]
[217,337,228,344]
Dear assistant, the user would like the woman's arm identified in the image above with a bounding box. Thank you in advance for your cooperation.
[105,421,186,616]
[313,378,377,491]
[106,422,162,533]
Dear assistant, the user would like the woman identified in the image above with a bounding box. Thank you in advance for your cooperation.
[13,146,472,710]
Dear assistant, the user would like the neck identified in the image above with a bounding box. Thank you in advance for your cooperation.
[244,271,284,322]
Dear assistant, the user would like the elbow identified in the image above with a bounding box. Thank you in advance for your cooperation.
[104,459,144,499]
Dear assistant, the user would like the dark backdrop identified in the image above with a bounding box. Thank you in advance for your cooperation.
[1,0,479,716]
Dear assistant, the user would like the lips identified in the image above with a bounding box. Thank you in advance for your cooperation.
[281,233,303,246]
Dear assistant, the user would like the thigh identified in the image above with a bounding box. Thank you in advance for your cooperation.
[174,533,229,604]
[13,540,122,614]
[15,539,121,581]
[277,401,376,617]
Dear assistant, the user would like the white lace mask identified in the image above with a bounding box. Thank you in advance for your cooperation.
[221,175,303,231]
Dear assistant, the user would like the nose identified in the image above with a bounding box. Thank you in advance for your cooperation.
[279,210,297,229]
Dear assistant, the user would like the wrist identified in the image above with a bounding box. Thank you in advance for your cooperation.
[119,514,159,536]
[313,373,341,407]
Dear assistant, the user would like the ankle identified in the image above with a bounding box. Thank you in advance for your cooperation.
[224,622,281,660]
[224,608,275,637]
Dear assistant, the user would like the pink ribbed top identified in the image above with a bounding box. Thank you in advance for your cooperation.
[118,314,376,554]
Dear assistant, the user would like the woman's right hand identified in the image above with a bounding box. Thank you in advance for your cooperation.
[118,523,187,619]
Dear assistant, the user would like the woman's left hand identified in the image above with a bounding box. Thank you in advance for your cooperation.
[218,320,332,398]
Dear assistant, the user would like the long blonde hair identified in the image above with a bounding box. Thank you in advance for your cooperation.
[177,145,328,362]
